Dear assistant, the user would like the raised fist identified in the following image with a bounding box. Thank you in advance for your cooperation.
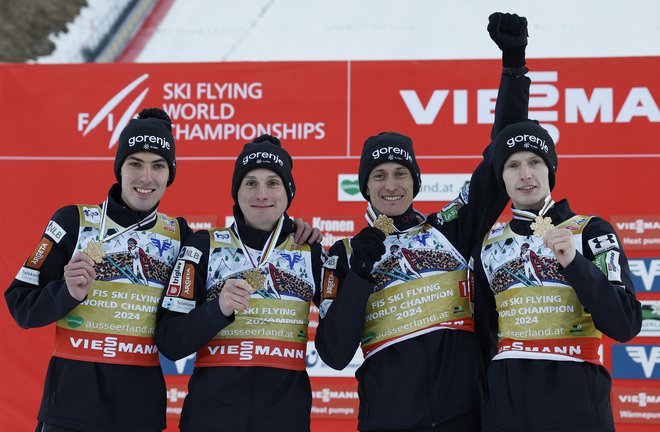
[488,12,528,67]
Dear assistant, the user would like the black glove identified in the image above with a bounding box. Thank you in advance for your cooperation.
[349,227,386,280]
[488,12,528,67]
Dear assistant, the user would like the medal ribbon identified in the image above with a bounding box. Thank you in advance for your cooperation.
[364,203,425,234]
[97,198,159,243]
[511,195,555,222]
[232,215,285,270]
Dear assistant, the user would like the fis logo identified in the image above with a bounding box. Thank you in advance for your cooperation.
[629,259,660,292]
[77,74,150,149]
[612,345,660,379]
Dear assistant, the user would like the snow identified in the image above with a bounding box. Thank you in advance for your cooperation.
[36,0,132,63]
[37,0,660,63]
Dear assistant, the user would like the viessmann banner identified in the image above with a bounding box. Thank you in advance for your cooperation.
[0,58,658,159]
[0,58,658,431]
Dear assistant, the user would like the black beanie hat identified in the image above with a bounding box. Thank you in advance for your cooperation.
[114,108,176,186]
[231,134,296,208]
[492,120,557,190]
[358,132,421,200]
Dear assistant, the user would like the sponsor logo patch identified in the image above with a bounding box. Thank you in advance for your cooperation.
[162,216,176,232]
[16,267,40,285]
[82,207,101,223]
[180,246,203,264]
[322,270,339,299]
[181,264,195,300]
[45,220,66,243]
[27,238,53,270]
[323,255,338,270]
[213,231,231,244]
[588,233,620,255]
[319,299,332,319]
[167,260,185,296]
[162,297,196,314]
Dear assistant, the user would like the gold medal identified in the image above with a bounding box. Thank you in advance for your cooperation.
[530,215,554,237]
[244,268,265,291]
[84,240,106,264]
[373,214,395,235]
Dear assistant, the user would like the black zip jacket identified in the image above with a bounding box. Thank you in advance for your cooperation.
[5,184,192,432]
[314,71,530,432]
[155,209,323,432]
[473,199,642,432]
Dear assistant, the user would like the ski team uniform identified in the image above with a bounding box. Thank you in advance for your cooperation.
[156,214,323,432]
[313,73,530,431]
[474,200,641,432]
[5,184,191,432]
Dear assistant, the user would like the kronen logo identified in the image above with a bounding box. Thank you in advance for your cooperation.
[77,74,150,149]
[337,173,470,202]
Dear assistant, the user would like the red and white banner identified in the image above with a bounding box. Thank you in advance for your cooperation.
[1,58,658,431]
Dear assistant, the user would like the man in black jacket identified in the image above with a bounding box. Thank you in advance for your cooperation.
[5,108,192,432]
[156,135,324,432]
[473,119,642,431]
[314,13,531,432]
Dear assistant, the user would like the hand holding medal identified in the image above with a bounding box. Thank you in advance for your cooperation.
[219,279,254,317]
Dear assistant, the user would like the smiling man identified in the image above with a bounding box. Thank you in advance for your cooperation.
[314,13,534,431]
[473,120,642,432]
[5,108,193,432]
[155,134,324,432]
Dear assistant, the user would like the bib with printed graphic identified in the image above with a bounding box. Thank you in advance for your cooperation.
[481,215,602,364]
[197,227,316,371]
[54,205,181,366]
[356,223,473,359]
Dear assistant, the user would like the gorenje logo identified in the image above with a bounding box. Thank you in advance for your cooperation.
[127,134,171,149]
[371,146,413,164]
[242,151,284,166]
[77,74,150,149]
[506,134,549,154]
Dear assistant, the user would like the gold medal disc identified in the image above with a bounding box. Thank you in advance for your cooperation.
[530,216,554,237]
[373,214,395,235]
[84,240,106,264]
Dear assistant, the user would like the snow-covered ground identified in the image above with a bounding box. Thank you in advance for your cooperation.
[38,0,660,63]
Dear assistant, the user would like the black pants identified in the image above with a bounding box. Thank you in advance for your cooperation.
[365,410,480,432]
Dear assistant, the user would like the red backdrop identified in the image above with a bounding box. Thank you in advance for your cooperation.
[0,58,658,431]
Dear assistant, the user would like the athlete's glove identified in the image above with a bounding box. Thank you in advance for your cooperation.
[488,12,528,67]
[349,227,386,280]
